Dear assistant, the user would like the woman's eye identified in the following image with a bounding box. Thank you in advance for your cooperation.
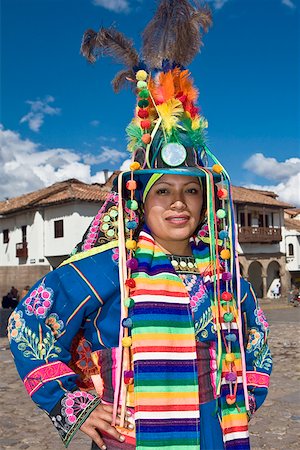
[157,188,168,195]
[187,188,199,194]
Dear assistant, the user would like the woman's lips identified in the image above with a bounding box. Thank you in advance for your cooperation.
[165,215,190,225]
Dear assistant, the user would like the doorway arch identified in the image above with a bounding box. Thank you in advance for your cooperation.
[248,261,263,298]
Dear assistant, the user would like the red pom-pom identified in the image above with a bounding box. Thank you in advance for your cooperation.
[221,291,232,301]
[138,109,149,119]
[125,278,136,288]
[217,188,228,200]
[141,119,151,130]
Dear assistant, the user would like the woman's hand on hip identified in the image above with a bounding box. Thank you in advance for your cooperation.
[80,403,132,449]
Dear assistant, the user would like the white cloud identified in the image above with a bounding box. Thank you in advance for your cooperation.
[20,95,60,132]
[92,0,130,13]
[282,0,296,9]
[90,120,100,127]
[0,125,129,200]
[244,153,300,181]
[119,158,131,171]
[83,147,127,165]
[243,153,300,207]
[91,170,113,184]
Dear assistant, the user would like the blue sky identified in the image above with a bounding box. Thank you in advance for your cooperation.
[1,0,299,205]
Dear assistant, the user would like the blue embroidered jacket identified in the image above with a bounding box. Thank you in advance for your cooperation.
[8,246,272,447]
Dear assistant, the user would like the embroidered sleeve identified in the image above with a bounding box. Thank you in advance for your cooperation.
[240,279,272,415]
[8,266,101,446]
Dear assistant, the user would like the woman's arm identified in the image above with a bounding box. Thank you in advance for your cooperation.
[240,279,272,417]
[8,261,128,447]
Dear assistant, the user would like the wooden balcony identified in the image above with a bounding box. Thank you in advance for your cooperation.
[16,242,28,258]
[238,226,282,243]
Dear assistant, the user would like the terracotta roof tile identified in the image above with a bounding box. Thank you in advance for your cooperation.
[231,186,292,208]
[0,179,107,215]
[284,218,300,232]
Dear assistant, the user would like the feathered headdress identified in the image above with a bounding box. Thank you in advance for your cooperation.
[81,0,212,169]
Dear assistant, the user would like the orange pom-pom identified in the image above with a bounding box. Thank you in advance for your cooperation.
[142,133,151,144]
[126,180,137,191]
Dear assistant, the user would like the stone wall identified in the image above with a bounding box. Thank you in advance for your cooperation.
[239,253,289,298]
[0,265,51,301]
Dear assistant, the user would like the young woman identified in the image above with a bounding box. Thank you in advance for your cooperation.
[9,2,272,449]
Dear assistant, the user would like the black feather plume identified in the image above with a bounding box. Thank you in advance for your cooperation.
[81,26,139,69]
[142,0,212,69]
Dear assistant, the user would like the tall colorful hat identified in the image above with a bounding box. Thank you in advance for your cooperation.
[80,0,249,432]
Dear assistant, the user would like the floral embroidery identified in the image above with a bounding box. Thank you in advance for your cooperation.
[12,324,61,360]
[253,345,272,371]
[50,391,101,445]
[112,246,119,264]
[61,390,95,425]
[194,307,214,339]
[181,274,208,313]
[246,328,264,352]
[23,280,54,318]
[7,310,25,342]
[46,313,64,338]
[254,307,269,331]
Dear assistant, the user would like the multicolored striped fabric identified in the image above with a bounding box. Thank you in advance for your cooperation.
[130,228,250,449]
[131,229,200,450]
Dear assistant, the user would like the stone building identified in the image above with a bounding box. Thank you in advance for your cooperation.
[233,186,292,298]
[282,208,300,288]
[0,176,295,301]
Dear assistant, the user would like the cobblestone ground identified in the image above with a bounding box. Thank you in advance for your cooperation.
[0,303,299,450]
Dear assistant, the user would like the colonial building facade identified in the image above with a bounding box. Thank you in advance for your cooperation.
[0,176,296,300]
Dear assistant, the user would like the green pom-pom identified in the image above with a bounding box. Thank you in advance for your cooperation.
[137,80,147,89]
[138,99,149,108]
[138,89,149,99]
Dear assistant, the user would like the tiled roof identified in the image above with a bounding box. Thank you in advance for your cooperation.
[0,179,109,215]
[284,218,300,232]
[0,175,293,215]
[285,208,300,218]
[231,186,292,207]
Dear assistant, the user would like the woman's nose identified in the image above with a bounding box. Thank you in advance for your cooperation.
[170,196,187,210]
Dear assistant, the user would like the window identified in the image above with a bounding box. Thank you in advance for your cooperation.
[3,229,9,244]
[22,225,27,242]
[288,243,294,256]
[240,212,245,227]
[54,220,64,238]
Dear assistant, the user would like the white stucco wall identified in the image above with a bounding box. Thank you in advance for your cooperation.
[0,210,46,266]
[282,231,300,272]
[0,202,100,267]
[44,202,99,256]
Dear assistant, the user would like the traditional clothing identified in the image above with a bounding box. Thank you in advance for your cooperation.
[9,1,272,448]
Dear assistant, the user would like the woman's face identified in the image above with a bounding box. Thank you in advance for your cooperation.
[144,174,203,255]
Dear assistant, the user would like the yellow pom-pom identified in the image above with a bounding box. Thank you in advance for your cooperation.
[126,239,137,250]
[212,164,223,174]
[130,161,141,171]
[136,70,148,81]
[122,337,132,348]
[220,249,231,260]
[225,353,235,363]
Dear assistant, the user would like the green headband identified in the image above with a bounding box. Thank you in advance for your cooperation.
[142,173,203,203]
